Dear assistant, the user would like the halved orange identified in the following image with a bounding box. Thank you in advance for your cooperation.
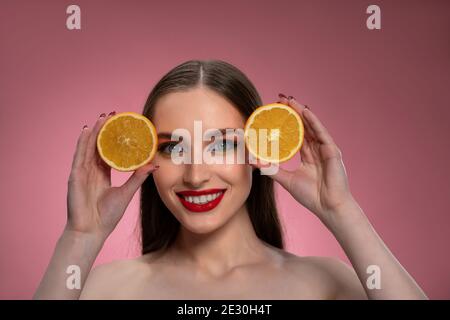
[244,103,304,163]
[97,112,158,172]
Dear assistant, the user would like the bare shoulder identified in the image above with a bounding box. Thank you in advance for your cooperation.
[80,254,158,299]
[304,255,367,298]
[269,248,367,299]
[297,255,367,299]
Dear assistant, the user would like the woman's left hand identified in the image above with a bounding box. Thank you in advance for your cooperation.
[251,94,357,224]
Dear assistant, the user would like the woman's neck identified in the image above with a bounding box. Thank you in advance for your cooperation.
[168,205,271,277]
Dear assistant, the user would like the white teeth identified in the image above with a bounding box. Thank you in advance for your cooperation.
[182,192,223,204]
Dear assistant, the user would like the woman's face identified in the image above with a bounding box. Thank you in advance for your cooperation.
[151,87,253,234]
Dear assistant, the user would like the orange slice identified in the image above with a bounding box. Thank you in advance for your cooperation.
[244,103,304,163]
[97,112,158,172]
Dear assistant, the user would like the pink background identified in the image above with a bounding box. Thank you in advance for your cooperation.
[1,0,449,299]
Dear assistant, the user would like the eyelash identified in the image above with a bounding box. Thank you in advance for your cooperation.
[157,140,239,155]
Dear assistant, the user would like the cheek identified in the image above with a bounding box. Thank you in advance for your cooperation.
[152,165,181,195]
[219,164,253,193]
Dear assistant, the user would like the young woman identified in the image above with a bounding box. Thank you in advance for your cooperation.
[34,60,427,299]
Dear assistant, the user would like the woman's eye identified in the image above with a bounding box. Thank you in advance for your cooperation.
[158,140,239,156]
[158,142,185,155]
[208,140,237,153]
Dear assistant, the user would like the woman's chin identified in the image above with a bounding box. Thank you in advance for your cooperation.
[180,217,226,235]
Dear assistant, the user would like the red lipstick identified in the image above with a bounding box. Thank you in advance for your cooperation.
[176,188,226,213]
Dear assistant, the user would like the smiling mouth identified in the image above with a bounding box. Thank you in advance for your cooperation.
[175,188,227,212]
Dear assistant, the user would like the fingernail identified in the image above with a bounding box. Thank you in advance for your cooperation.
[82,125,88,130]
[278,93,287,99]
[99,113,106,118]
[151,165,160,172]
[304,104,310,110]
[108,111,116,116]
[288,95,295,100]
[147,165,159,174]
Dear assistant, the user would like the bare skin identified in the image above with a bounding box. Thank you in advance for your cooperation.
[80,203,366,300]
[34,87,427,300]
[80,249,366,300]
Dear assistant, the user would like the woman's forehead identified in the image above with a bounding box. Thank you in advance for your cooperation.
[152,88,245,132]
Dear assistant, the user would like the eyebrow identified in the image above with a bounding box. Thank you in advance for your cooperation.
[157,128,242,140]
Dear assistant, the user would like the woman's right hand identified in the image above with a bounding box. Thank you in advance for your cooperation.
[66,112,159,241]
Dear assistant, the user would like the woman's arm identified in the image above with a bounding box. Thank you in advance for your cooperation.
[255,94,427,299]
[33,229,105,299]
[34,112,158,299]
[324,199,427,299]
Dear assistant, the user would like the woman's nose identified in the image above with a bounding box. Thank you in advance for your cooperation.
[182,163,211,188]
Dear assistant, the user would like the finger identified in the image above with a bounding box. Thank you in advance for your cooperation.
[244,146,271,169]
[261,94,316,165]
[302,108,335,145]
[265,165,294,191]
[286,95,307,114]
[93,141,113,186]
[284,96,319,142]
[120,163,159,201]
[278,94,317,141]
[247,155,295,191]
[301,113,318,142]
[248,160,272,175]
[277,93,290,106]
[277,94,317,142]
[299,137,315,164]
[71,124,91,170]
[84,113,109,166]
[249,157,273,170]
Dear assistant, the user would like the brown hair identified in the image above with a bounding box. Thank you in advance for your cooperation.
[139,59,284,254]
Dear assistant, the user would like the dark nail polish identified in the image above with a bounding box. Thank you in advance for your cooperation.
[304,104,310,110]
[278,93,287,99]
[147,165,160,175]
[108,111,116,116]
[99,113,106,118]
[82,125,88,130]
[287,95,295,100]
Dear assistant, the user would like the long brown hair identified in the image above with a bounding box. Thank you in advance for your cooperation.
[140,59,284,254]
